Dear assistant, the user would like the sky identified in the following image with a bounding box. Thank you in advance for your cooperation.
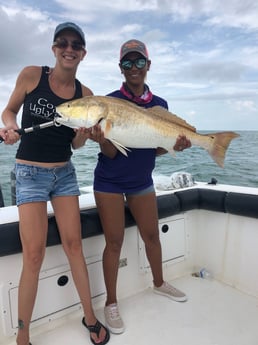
[0,0,257,130]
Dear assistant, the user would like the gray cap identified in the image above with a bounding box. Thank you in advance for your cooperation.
[53,22,86,46]
[120,39,149,61]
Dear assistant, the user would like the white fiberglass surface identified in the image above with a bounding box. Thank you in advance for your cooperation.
[5,275,258,345]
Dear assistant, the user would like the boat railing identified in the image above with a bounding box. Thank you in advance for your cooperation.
[0,187,257,257]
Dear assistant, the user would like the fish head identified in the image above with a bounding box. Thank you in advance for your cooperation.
[55,96,107,129]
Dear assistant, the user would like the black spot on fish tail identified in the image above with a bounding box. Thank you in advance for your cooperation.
[97,117,104,124]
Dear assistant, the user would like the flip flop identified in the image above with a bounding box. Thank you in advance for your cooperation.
[82,317,110,345]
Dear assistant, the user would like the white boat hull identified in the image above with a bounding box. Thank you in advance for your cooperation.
[0,182,258,344]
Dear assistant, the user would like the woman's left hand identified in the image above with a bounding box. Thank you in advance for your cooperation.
[72,127,93,149]
[89,125,106,144]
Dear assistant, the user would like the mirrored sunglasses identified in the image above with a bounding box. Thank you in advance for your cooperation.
[121,58,147,70]
[53,38,85,51]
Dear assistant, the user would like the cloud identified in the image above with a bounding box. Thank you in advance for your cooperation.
[0,0,257,130]
[231,100,257,112]
[0,6,55,76]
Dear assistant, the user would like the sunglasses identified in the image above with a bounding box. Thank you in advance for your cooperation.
[120,58,147,70]
[53,38,85,51]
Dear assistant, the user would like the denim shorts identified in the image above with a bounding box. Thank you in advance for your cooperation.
[15,161,80,206]
[94,184,155,197]
[125,185,155,196]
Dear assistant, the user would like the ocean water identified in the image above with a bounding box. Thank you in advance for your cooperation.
[0,130,257,207]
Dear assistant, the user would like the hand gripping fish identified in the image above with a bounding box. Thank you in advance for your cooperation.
[56,95,239,168]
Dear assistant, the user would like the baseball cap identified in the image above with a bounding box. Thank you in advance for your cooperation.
[53,22,86,46]
[120,39,149,61]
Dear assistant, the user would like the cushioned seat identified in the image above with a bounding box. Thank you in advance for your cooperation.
[1,188,257,257]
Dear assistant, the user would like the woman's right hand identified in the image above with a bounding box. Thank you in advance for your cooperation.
[90,125,117,158]
[0,127,20,145]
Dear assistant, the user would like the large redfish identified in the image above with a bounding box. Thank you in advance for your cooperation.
[56,96,239,167]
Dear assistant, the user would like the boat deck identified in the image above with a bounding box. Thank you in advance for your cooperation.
[6,275,258,345]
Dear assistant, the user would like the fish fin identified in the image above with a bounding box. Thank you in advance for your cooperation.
[148,106,196,132]
[109,138,131,156]
[102,119,131,156]
[206,131,240,168]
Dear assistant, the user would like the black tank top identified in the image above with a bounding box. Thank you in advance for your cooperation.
[16,66,83,162]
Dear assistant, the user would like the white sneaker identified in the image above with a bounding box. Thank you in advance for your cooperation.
[104,303,125,334]
[153,281,187,302]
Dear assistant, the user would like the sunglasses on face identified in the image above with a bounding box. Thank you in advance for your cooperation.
[53,38,85,51]
[120,58,147,70]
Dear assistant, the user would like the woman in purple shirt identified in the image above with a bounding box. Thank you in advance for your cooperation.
[93,39,191,334]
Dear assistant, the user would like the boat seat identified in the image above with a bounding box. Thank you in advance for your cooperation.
[0,188,257,257]
[175,189,227,213]
[225,192,258,218]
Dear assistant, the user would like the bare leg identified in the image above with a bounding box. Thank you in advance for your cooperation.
[52,195,107,343]
[128,192,187,302]
[16,202,48,345]
[127,192,163,287]
[94,192,125,305]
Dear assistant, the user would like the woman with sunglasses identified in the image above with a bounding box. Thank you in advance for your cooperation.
[93,39,191,334]
[0,22,109,345]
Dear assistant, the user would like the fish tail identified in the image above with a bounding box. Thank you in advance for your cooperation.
[206,131,240,168]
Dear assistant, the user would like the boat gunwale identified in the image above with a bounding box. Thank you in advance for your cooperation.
[0,184,258,257]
